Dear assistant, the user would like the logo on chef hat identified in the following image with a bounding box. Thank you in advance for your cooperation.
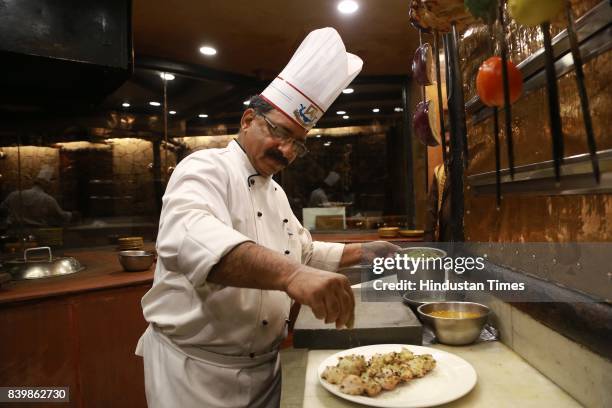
[293,103,322,128]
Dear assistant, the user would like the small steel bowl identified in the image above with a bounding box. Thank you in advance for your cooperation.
[417,301,490,345]
[118,250,154,272]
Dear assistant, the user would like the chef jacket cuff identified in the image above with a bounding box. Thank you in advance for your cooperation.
[308,241,345,272]
[177,215,252,287]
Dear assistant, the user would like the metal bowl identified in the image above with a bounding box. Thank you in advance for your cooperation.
[417,302,490,345]
[2,247,85,280]
[118,250,154,272]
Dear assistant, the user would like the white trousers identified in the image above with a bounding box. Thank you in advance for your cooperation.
[136,326,281,408]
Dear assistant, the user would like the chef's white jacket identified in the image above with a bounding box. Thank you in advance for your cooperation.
[137,140,345,407]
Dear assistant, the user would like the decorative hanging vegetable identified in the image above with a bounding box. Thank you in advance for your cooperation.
[476,56,523,107]
[508,0,563,27]
[412,42,435,86]
[413,100,440,146]
[464,0,498,24]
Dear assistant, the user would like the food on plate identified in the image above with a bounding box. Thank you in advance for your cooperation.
[476,56,523,107]
[508,0,563,27]
[321,348,437,397]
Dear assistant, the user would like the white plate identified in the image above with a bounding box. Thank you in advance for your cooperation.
[317,344,477,408]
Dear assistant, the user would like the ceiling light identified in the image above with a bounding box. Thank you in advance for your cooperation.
[324,141,332,146]
[243,100,251,106]
[338,1,359,14]
[394,107,403,112]
[122,102,130,108]
[316,134,322,138]
[149,101,161,107]
[160,73,175,81]
[336,110,346,115]
[372,108,380,113]
[199,46,217,56]
[342,88,354,94]
[343,115,349,119]
[169,110,176,115]
[198,114,209,118]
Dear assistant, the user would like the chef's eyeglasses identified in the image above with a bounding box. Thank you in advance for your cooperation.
[258,113,309,158]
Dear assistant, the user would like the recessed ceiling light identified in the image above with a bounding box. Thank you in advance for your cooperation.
[336,110,346,115]
[199,46,217,56]
[169,110,176,115]
[122,102,130,108]
[316,134,322,138]
[338,1,359,14]
[342,88,354,94]
[394,107,403,112]
[149,101,161,107]
[343,115,349,119]
[198,114,209,118]
[324,141,332,146]
[372,108,380,113]
[160,73,175,81]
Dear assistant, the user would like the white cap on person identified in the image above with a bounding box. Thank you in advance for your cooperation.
[36,165,54,182]
[260,27,363,130]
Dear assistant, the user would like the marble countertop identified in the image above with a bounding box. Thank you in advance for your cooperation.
[302,341,581,407]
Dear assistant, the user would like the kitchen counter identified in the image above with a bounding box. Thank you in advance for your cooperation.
[0,245,154,305]
[312,231,423,244]
[303,342,580,407]
[0,231,419,305]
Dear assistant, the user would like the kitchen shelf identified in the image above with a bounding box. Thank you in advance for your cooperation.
[467,148,612,196]
[466,0,612,125]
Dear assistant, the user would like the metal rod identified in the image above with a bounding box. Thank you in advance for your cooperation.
[444,32,466,242]
[419,30,428,194]
[163,76,169,181]
[452,24,469,169]
[402,81,416,229]
[493,107,502,207]
[541,22,565,181]
[489,26,502,207]
[499,0,515,178]
[565,1,600,182]
[434,32,448,167]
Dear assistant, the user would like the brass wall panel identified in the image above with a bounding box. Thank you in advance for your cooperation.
[460,1,611,243]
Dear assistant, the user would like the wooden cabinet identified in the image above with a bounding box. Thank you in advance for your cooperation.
[0,284,149,408]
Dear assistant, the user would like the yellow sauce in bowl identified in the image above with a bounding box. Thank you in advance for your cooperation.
[427,310,482,319]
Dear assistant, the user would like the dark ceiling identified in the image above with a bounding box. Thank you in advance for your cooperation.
[115,0,423,133]
[132,0,421,77]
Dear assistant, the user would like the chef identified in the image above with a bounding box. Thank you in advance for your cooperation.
[0,165,74,230]
[136,27,399,408]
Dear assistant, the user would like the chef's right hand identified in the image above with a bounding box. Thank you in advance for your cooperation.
[284,266,355,329]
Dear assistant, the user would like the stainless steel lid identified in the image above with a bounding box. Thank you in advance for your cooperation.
[2,246,85,280]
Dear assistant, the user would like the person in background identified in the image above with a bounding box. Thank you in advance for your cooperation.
[308,170,340,207]
[135,28,399,408]
[0,165,74,230]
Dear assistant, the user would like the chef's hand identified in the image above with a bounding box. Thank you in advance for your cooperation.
[361,241,401,264]
[284,266,355,329]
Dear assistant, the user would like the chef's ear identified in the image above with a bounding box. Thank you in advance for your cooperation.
[240,108,257,132]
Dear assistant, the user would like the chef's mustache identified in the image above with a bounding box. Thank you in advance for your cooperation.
[265,149,289,166]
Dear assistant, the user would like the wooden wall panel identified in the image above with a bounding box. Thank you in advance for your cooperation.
[0,299,79,407]
[75,286,148,408]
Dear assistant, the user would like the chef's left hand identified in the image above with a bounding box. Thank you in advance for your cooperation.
[361,241,401,264]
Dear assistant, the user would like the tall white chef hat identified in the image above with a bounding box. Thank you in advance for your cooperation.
[36,165,54,182]
[260,27,363,130]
